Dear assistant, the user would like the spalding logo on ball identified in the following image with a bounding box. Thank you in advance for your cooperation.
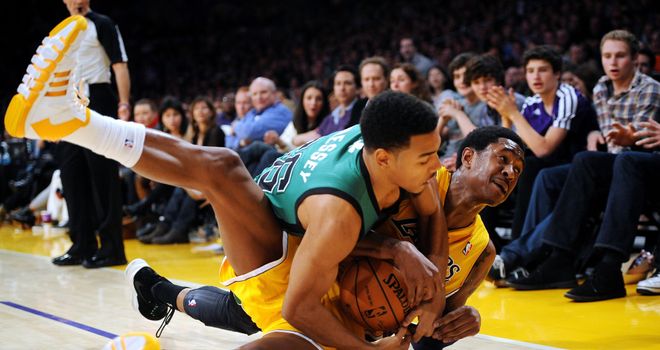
[339,258,411,332]
[102,332,160,350]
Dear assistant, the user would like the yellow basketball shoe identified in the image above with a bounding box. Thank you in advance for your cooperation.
[4,15,89,141]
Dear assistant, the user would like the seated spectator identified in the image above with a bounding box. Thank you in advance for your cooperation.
[486,45,598,239]
[636,47,656,78]
[359,56,390,101]
[504,66,529,95]
[293,66,358,144]
[215,92,237,127]
[239,81,330,177]
[346,56,390,127]
[444,53,527,248]
[389,62,432,103]
[495,31,660,301]
[427,65,457,109]
[268,80,329,152]
[399,37,435,76]
[561,63,601,101]
[159,96,190,139]
[437,53,485,169]
[132,98,160,129]
[226,77,292,149]
[141,97,225,244]
[190,96,225,147]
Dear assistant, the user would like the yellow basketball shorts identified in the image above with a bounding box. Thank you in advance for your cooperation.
[219,233,363,349]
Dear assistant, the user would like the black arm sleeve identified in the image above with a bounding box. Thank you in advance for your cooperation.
[87,12,128,64]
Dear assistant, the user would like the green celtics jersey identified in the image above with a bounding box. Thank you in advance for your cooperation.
[255,125,385,237]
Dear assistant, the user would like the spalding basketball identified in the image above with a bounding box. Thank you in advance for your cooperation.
[102,332,161,350]
[339,258,411,332]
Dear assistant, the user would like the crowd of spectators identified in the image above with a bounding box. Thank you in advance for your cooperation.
[1,0,659,298]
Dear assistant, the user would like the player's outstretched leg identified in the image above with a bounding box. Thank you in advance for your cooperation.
[6,16,283,275]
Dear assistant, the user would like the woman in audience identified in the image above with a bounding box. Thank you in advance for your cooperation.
[427,65,457,109]
[159,96,189,139]
[389,63,433,103]
[241,81,330,177]
[140,97,224,244]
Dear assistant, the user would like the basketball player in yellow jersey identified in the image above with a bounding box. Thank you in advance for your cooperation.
[357,126,525,349]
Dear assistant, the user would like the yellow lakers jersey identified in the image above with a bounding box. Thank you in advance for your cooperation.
[373,167,490,296]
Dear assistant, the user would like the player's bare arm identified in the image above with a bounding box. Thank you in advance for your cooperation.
[445,240,495,311]
[285,194,409,350]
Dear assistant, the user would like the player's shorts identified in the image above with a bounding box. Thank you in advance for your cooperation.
[219,233,363,350]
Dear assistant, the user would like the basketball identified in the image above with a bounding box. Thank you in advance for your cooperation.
[102,332,161,350]
[339,258,412,332]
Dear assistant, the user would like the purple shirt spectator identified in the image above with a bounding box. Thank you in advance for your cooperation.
[521,83,581,135]
[317,100,357,136]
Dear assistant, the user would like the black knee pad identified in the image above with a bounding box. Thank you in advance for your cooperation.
[183,286,260,335]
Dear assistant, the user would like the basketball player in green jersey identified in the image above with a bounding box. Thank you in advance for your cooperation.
[6,17,445,349]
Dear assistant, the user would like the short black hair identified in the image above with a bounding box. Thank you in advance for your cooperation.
[448,52,476,75]
[360,91,438,151]
[638,47,656,69]
[456,126,526,168]
[464,54,504,86]
[159,96,188,135]
[523,45,563,73]
[333,64,360,88]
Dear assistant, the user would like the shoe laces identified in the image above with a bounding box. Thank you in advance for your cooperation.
[17,37,65,99]
[155,305,175,338]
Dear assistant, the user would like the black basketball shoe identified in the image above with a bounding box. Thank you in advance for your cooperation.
[125,259,172,321]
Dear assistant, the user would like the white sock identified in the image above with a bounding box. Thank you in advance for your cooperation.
[63,110,146,167]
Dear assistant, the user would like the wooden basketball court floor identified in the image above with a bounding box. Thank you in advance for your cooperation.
[1,225,658,350]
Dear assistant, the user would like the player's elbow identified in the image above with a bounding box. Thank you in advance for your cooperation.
[281,298,307,329]
[485,240,496,266]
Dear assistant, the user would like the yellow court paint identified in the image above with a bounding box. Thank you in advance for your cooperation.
[1,225,659,349]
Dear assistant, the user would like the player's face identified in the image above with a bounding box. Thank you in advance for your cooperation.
[302,87,324,119]
[235,91,252,118]
[250,82,276,111]
[361,63,387,99]
[133,104,157,127]
[390,127,441,194]
[390,68,415,95]
[471,76,497,102]
[161,107,183,135]
[334,71,357,106]
[601,40,636,83]
[470,139,524,205]
[452,67,473,97]
[525,59,559,96]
